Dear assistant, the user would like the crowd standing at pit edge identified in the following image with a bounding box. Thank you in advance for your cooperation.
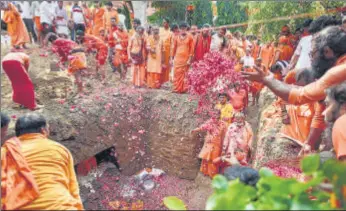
[1,1,346,210]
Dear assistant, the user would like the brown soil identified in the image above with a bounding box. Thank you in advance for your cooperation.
[0,44,279,210]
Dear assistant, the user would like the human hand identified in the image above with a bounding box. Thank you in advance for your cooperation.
[241,64,267,83]
[298,144,312,156]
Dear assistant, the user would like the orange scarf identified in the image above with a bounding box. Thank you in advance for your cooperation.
[1,137,39,210]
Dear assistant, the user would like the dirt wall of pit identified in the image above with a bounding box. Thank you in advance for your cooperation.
[251,88,332,168]
[1,48,205,180]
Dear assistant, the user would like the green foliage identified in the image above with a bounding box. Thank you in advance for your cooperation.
[148,1,189,25]
[192,0,213,27]
[163,154,346,210]
[163,196,187,210]
[216,1,248,32]
[121,5,132,30]
[245,1,346,42]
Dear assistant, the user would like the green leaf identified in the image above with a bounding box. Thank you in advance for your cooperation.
[259,167,274,178]
[301,154,320,174]
[211,175,228,193]
[163,196,187,210]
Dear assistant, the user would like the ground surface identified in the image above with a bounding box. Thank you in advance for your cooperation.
[0,44,283,210]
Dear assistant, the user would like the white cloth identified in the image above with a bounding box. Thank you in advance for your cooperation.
[242,55,255,67]
[118,14,127,30]
[31,1,40,17]
[72,5,85,24]
[18,1,32,19]
[40,1,55,24]
[113,32,123,50]
[210,33,223,51]
[294,35,312,70]
[55,7,68,35]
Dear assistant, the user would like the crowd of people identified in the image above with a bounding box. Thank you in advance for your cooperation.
[192,15,346,178]
[1,0,346,209]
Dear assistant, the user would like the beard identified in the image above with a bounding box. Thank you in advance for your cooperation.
[322,122,334,150]
[311,54,338,79]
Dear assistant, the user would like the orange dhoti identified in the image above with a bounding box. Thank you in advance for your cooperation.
[147,73,161,89]
[3,3,30,47]
[132,64,146,87]
[34,16,42,32]
[250,82,263,95]
[113,49,129,67]
[96,47,108,66]
[173,65,189,93]
[161,55,171,83]
[199,145,221,178]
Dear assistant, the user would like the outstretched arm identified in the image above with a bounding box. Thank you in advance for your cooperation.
[243,65,294,102]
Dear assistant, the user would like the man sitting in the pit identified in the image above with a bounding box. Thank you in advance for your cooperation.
[215,112,253,171]
[280,68,326,153]
[1,112,10,144]
[324,82,346,162]
[1,52,43,110]
[1,113,83,210]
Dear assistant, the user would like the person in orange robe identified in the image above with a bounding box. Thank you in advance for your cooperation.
[1,113,83,210]
[259,42,274,70]
[92,1,105,36]
[324,83,346,161]
[2,2,30,49]
[217,112,253,170]
[67,48,88,94]
[251,39,261,60]
[129,26,146,87]
[1,52,41,110]
[244,59,262,106]
[146,26,163,89]
[104,2,119,36]
[228,82,248,113]
[46,33,78,68]
[159,18,173,83]
[1,136,40,210]
[76,30,108,82]
[193,24,211,62]
[82,2,93,34]
[249,58,266,106]
[107,17,118,72]
[171,22,194,93]
[272,36,294,64]
[280,68,325,151]
[192,109,227,178]
[324,84,346,208]
[112,23,129,80]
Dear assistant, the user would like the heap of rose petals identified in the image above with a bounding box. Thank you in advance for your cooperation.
[188,51,247,114]
[264,162,302,179]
